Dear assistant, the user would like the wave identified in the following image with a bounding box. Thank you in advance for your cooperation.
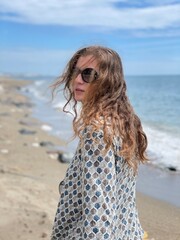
[144,125,180,171]
[23,79,180,172]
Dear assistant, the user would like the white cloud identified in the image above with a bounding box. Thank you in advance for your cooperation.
[0,0,180,29]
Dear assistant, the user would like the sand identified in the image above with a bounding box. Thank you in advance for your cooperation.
[0,76,180,240]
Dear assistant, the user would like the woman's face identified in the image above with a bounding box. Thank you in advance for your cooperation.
[72,55,98,102]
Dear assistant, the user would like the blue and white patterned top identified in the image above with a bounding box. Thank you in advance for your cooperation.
[51,127,144,240]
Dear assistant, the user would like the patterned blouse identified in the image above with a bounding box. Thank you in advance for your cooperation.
[51,127,144,240]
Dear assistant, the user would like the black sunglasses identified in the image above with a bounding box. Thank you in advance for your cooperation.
[73,67,98,83]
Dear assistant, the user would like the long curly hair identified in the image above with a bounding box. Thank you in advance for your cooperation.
[52,45,148,171]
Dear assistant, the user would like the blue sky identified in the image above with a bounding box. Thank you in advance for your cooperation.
[0,0,180,76]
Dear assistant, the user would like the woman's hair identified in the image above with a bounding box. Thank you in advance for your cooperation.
[52,45,148,171]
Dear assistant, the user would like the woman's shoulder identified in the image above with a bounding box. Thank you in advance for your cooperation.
[81,124,122,148]
[81,125,104,140]
[82,117,110,135]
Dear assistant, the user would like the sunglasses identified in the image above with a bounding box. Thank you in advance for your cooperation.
[73,67,98,83]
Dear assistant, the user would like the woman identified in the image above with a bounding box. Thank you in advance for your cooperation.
[51,46,148,240]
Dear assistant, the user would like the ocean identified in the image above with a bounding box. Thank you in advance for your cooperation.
[8,73,180,206]
[19,74,180,172]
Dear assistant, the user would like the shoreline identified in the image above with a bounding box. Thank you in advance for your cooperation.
[0,76,180,240]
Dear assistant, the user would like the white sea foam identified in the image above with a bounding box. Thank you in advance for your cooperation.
[22,80,49,101]
[0,85,4,93]
[34,80,44,87]
[52,101,66,110]
[144,125,180,171]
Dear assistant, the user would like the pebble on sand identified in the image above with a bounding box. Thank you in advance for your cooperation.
[32,142,40,148]
[19,128,37,135]
[58,152,74,163]
[0,85,4,93]
[1,149,9,154]
[41,124,52,132]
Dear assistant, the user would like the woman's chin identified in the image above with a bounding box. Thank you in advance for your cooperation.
[75,98,83,102]
[74,94,84,102]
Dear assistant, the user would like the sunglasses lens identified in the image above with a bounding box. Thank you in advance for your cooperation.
[82,68,98,83]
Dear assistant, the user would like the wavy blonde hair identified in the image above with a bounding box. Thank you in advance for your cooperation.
[52,45,148,171]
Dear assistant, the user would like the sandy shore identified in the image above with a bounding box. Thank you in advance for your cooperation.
[0,76,180,240]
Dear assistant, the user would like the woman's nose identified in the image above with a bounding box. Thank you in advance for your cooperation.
[75,73,84,84]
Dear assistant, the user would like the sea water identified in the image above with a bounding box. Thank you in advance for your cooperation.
[126,75,180,171]
[20,74,180,172]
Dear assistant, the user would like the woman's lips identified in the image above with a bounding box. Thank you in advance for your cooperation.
[75,88,84,92]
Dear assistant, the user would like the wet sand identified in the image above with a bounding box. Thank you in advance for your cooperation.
[0,76,180,240]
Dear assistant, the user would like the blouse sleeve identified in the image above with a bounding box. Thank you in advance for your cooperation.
[81,127,117,239]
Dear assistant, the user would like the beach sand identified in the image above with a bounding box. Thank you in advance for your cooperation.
[0,76,180,240]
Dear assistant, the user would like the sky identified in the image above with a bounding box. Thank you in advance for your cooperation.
[0,0,180,76]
